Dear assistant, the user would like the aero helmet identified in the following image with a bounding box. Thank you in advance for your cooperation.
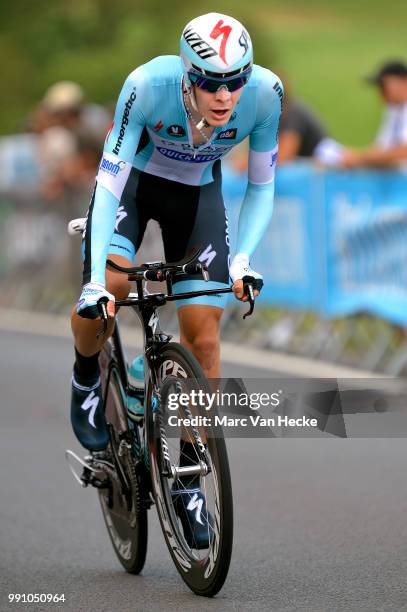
[180,13,253,107]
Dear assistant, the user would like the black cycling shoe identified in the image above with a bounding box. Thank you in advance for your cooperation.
[172,487,214,549]
[70,374,109,452]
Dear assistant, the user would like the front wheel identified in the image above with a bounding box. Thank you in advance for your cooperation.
[146,343,233,597]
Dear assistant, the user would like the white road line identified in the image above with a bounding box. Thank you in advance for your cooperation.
[0,307,393,379]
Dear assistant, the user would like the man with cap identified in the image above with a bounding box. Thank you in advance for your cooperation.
[41,80,110,144]
[341,60,407,168]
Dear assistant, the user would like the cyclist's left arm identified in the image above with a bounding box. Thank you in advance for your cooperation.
[230,71,283,294]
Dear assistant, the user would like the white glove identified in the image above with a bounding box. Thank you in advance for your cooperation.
[76,282,115,319]
[229,253,263,284]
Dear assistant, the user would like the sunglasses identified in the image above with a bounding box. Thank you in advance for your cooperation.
[189,71,251,93]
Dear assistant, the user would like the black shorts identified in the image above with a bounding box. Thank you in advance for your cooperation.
[102,161,230,308]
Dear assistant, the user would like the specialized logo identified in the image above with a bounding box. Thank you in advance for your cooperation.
[230,111,237,122]
[238,30,249,55]
[199,244,217,267]
[166,125,186,138]
[273,81,284,106]
[157,147,223,163]
[81,391,99,429]
[216,128,237,140]
[184,27,217,60]
[113,87,137,154]
[187,493,204,526]
[154,120,164,132]
[210,19,232,65]
[150,460,191,572]
[100,157,126,176]
[148,312,159,334]
[115,205,127,231]
[270,148,278,167]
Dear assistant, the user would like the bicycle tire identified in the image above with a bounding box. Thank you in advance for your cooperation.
[98,349,148,574]
[146,342,233,597]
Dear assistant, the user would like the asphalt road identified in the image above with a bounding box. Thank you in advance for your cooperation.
[1,329,407,612]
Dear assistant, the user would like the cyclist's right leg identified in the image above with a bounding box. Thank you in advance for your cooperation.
[70,254,133,451]
[70,168,149,451]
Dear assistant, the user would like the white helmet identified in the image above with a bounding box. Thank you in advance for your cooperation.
[180,13,253,109]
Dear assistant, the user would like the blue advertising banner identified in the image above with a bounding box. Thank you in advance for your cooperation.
[223,162,407,325]
[323,170,407,324]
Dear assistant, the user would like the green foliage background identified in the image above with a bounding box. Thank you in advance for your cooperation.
[2,0,406,144]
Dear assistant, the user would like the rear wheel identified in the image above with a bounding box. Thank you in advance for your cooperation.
[146,342,233,596]
[98,350,148,574]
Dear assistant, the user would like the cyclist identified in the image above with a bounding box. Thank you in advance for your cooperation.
[70,13,282,547]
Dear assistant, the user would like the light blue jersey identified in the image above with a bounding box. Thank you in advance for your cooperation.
[86,55,283,287]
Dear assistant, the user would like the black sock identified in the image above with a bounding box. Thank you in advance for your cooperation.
[74,347,100,383]
[179,440,200,489]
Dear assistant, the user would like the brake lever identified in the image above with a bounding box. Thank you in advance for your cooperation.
[243,283,255,319]
[96,299,109,339]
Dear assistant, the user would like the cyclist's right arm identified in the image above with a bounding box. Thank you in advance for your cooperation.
[82,68,151,289]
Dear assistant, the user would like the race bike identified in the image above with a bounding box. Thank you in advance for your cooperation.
[66,217,260,597]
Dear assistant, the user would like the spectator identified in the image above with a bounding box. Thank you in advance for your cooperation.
[41,81,111,145]
[341,60,407,168]
[278,83,328,162]
[278,78,345,166]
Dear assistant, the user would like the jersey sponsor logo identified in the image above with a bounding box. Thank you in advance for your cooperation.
[157,139,233,155]
[225,210,230,247]
[97,153,131,200]
[166,124,186,137]
[210,19,232,65]
[100,157,126,176]
[184,27,217,60]
[216,128,237,140]
[154,120,164,132]
[270,146,279,168]
[273,81,284,106]
[112,87,137,154]
[157,147,223,163]
[238,30,249,56]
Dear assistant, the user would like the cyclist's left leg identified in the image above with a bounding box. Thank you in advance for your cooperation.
[153,166,229,546]
[162,161,229,378]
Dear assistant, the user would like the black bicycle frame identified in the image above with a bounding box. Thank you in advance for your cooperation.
[114,277,233,392]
